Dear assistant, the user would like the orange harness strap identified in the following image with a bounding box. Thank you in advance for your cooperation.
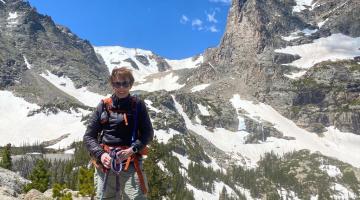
[95,144,147,194]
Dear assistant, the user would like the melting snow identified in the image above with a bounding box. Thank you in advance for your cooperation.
[276,34,360,69]
[40,71,107,107]
[191,83,210,92]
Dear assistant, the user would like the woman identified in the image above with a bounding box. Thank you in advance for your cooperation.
[83,67,154,200]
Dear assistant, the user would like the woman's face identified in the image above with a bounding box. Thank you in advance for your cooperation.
[112,77,132,99]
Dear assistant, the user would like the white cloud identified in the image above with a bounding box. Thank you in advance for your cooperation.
[180,15,189,24]
[206,11,218,23]
[209,0,231,4]
[208,25,219,32]
[192,19,203,30]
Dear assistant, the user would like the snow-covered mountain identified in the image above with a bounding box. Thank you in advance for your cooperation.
[1,0,360,199]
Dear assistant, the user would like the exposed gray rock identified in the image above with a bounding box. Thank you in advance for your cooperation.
[174,93,238,132]
[123,58,139,70]
[0,167,30,194]
[0,186,18,200]
[23,189,51,200]
[135,55,150,66]
[243,117,284,143]
[0,0,110,107]
[149,55,171,72]
[141,91,187,133]
[288,60,360,134]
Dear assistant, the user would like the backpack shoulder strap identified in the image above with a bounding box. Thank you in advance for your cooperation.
[130,95,141,143]
[102,97,113,112]
[100,97,113,124]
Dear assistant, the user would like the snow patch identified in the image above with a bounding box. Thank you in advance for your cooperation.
[0,0,6,4]
[40,71,107,107]
[23,56,32,69]
[154,129,180,144]
[230,94,360,167]
[132,73,184,92]
[278,188,301,200]
[157,161,167,172]
[166,55,203,70]
[293,0,314,12]
[187,181,237,200]
[144,99,161,113]
[173,95,250,166]
[0,90,88,148]
[319,165,342,177]
[318,18,328,28]
[282,28,318,41]
[276,34,360,69]
[284,70,307,79]
[333,183,356,199]
[191,83,210,92]
[7,12,19,26]
[64,148,75,154]
[237,116,246,131]
[7,12,18,20]
[197,104,210,116]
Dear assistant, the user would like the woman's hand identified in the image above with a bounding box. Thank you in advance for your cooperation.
[100,153,111,169]
[117,147,134,160]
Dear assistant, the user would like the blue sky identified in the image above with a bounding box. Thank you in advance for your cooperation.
[28,0,231,59]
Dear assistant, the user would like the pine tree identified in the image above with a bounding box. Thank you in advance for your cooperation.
[78,167,95,200]
[24,159,50,192]
[0,143,12,170]
[143,139,169,200]
[52,183,73,200]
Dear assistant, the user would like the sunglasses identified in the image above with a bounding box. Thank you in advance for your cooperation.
[112,81,131,88]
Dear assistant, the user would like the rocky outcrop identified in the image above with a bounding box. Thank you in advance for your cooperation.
[141,91,187,133]
[183,0,360,136]
[0,0,110,107]
[0,167,30,199]
[288,60,360,134]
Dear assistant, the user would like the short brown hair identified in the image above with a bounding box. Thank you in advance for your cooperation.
[109,67,135,86]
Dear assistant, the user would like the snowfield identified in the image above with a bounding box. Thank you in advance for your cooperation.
[276,34,360,69]
[0,90,89,148]
[40,70,107,107]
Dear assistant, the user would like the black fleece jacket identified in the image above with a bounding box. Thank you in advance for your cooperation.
[83,94,154,160]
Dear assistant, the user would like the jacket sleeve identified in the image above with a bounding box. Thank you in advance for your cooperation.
[83,102,105,160]
[133,99,154,151]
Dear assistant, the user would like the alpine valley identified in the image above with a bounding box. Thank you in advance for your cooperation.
[0,0,360,199]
